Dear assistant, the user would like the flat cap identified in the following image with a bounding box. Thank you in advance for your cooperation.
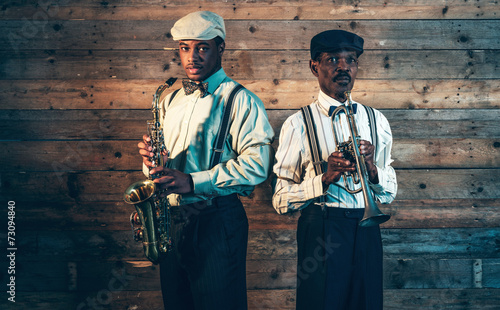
[171,11,226,41]
[310,30,364,60]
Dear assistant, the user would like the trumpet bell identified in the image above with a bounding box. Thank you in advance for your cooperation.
[359,207,391,227]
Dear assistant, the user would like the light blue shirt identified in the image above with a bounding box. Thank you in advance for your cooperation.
[144,68,275,206]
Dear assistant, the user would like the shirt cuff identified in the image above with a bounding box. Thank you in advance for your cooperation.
[369,170,385,194]
[311,175,326,199]
[190,170,214,195]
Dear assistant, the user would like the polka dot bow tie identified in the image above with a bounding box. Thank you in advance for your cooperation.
[182,79,209,97]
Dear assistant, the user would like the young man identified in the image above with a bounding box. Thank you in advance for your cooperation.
[272,30,397,309]
[137,11,274,310]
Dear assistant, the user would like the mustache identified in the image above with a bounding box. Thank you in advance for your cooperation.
[333,72,351,82]
[186,63,202,68]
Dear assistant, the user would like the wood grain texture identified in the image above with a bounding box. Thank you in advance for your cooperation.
[2,49,499,80]
[1,0,499,21]
[1,79,499,110]
[2,19,499,50]
[2,228,498,263]
[1,109,499,141]
[1,0,499,308]
[1,138,499,171]
[1,289,499,310]
[3,258,499,292]
[1,169,499,203]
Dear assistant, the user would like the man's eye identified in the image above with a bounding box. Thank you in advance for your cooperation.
[329,57,338,63]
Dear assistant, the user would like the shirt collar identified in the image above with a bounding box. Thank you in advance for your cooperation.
[201,68,226,95]
[317,90,349,116]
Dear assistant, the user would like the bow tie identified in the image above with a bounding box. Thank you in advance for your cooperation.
[182,79,209,97]
[329,103,357,116]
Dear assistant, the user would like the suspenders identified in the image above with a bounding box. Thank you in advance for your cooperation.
[167,83,245,169]
[300,103,378,177]
[210,84,245,168]
[301,105,324,175]
[365,105,378,153]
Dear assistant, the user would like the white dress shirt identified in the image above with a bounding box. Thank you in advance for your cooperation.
[272,90,397,214]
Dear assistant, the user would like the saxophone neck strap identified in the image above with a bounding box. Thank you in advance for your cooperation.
[167,88,181,106]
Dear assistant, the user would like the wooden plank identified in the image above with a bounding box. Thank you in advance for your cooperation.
[1,168,499,202]
[246,198,500,230]
[0,141,141,172]
[257,288,500,310]
[9,198,499,232]
[2,49,499,80]
[3,228,499,262]
[248,289,296,310]
[2,20,499,50]
[1,109,499,140]
[4,258,499,292]
[1,0,498,20]
[1,138,498,172]
[0,292,81,310]
[2,289,499,310]
[383,288,500,310]
[2,79,499,110]
[392,139,500,169]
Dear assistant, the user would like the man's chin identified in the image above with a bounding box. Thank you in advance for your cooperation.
[184,69,205,81]
[185,74,203,82]
[335,80,350,87]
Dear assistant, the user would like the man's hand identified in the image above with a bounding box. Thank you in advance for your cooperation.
[149,166,194,196]
[321,151,356,189]
[138,134,168,168]
[322,140,379,190]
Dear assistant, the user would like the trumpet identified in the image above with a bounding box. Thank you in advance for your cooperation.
[123,77,177,263]
[330,91,390,227]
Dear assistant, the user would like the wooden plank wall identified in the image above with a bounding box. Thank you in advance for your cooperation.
[1,0,499,309]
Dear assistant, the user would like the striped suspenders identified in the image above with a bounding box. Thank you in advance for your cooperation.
[300,104,378,177]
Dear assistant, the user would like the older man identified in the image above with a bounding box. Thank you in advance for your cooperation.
[272,30,397,309]
[138,11,274,310]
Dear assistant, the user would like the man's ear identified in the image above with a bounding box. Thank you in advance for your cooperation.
[218,41,225,56]
[309,59,319,77]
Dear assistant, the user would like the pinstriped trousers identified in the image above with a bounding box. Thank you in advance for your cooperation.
[159,194,248,310]
[296,206,383,310]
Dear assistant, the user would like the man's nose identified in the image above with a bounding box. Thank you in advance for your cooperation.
[187,49,200,62]
[335,59,350,71]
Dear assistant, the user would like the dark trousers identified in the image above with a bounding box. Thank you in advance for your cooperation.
[296,206,383,310]
[159,194,248,310]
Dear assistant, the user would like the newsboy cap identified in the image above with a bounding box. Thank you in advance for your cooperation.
[310,30,364,60]
[171,11,226,41]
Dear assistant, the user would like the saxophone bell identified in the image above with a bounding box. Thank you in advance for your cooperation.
[124,179,161,262]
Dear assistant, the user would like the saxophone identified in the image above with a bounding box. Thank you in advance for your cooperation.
[123,77,177,263]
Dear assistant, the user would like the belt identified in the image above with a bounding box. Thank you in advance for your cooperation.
[301,205,365,219]
[172,193,239,217]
